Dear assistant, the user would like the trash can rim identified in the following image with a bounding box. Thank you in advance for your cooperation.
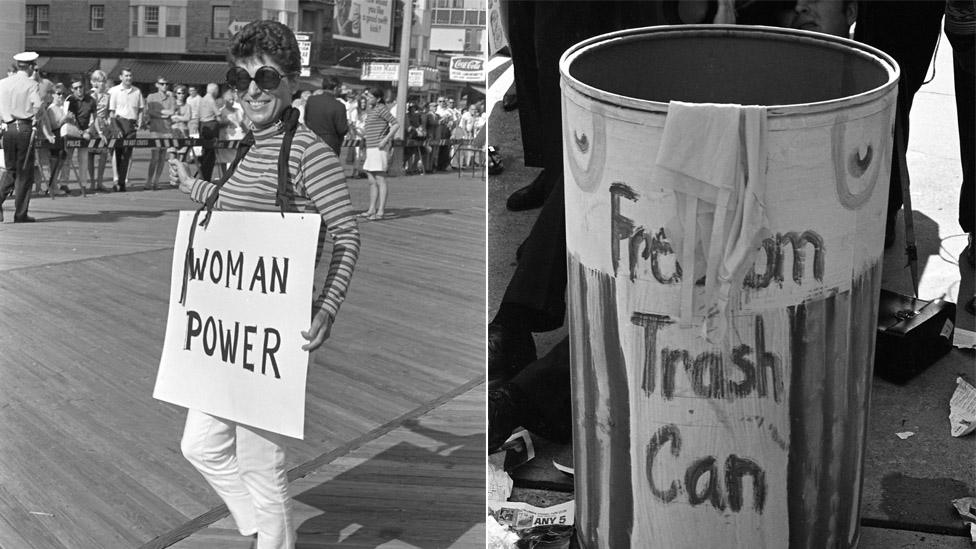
[559,24,900,117]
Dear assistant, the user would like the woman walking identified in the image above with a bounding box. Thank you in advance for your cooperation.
[168,20,360,548]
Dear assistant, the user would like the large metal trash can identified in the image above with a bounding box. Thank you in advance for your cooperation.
[561,25,899,548]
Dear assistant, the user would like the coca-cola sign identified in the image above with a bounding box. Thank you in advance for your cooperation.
[449,56,484,82]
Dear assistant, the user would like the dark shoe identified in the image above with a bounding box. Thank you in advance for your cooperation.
[506,171,548,212]
[13,215,36,223]
[488,384,526,453]
[488,322,536,381]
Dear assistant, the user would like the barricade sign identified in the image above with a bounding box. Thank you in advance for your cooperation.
[153,211,321,439]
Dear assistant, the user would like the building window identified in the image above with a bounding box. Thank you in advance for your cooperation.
[129,5,182,38]
[463,27,481,52]
[213,6,230,39]
[432,8,483,27]
[144,6,160,35]
[166,6,183,37]
[26,5,50,35]
[90,5,105,31]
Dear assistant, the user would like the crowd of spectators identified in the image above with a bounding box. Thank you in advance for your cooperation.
[2,66,483,200]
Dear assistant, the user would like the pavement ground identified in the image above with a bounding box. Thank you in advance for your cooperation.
[488,28,974,548]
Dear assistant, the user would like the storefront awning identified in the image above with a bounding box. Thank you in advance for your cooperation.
[108,60,229,87]
[39,57,99,76]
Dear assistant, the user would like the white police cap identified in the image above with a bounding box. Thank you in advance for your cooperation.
[13,52,39,63]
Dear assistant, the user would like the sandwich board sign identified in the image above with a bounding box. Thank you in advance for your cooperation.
[154,211,321,439]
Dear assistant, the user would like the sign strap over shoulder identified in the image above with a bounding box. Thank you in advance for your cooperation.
[178,107,300,305]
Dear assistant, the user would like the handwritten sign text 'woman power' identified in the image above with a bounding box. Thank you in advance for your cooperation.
[154,211,321,439]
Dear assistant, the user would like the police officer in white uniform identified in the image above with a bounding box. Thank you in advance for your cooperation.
[0,52,43,222]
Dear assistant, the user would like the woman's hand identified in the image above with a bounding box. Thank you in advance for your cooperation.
[301,307,334,352]
[168,158,194,192]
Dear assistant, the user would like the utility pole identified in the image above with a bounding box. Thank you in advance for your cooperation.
[391,0,413,177]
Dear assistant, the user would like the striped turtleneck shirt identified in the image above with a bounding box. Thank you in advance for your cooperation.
[189,121,360,320]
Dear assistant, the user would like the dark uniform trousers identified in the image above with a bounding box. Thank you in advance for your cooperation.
[199,120,220,182]
[0,122,36,220]
[113,117,138,190]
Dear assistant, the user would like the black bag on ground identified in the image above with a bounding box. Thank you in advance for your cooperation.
[874,289,956,384]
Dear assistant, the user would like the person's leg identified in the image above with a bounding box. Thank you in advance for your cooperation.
[947,26,974,236]
[77,147,90,191]
[200,122,218,181]
[97,150,110,190]
[854,1,945,246]
[180,409,259,537]
[0,132,16,219]
[116,119,136,191]
[236,424,294,549]
[13,129,34,220]
[375,173,388,215]
[490,181,567,377]
[148,148,161,188]
[364,171,378,215]
[489,337,572,451]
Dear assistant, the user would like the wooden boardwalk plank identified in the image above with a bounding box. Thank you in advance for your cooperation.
[170,384,485,549]
[0,173,485,548]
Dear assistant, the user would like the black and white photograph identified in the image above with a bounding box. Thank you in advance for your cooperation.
[486,1,973,548]
[1,0,975,548]
[0,1,485,547]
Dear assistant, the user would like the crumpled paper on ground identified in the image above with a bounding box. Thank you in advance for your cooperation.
[488,460,514,503]
[951,497,976,542]
[949,377,976,437]
[487,515,520,549]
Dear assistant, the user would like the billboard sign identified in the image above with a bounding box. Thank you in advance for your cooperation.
[333,0,394,48]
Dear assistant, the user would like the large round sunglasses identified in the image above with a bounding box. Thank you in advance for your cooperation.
[225,66,295,93]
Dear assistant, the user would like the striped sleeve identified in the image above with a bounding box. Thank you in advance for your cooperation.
[299,138,361,319]
[381,104,396,125]
[188,178,218,204]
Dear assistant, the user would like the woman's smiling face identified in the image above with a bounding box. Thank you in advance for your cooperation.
[234,55,296,129]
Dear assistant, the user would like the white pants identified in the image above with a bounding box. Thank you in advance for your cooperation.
[181,409,294,549]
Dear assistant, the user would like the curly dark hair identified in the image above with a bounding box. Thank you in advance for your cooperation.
[228,20,301,75]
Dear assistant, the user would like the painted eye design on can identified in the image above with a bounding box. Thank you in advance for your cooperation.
[848,145,872,178]
[574,130,589,153]
[832,113,882,210]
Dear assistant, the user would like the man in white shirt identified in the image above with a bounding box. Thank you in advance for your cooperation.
[108,67,145,191]
[0,51,43,222]
[185,85,203,163]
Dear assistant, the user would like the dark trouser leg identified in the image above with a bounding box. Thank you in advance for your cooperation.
[3,127,34,219]
[510,336,573,442]
[498,181,567,333]
[854,1,945,225]
[200,121,219,182]
[114,118,136,190]
[947,27,974,234]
